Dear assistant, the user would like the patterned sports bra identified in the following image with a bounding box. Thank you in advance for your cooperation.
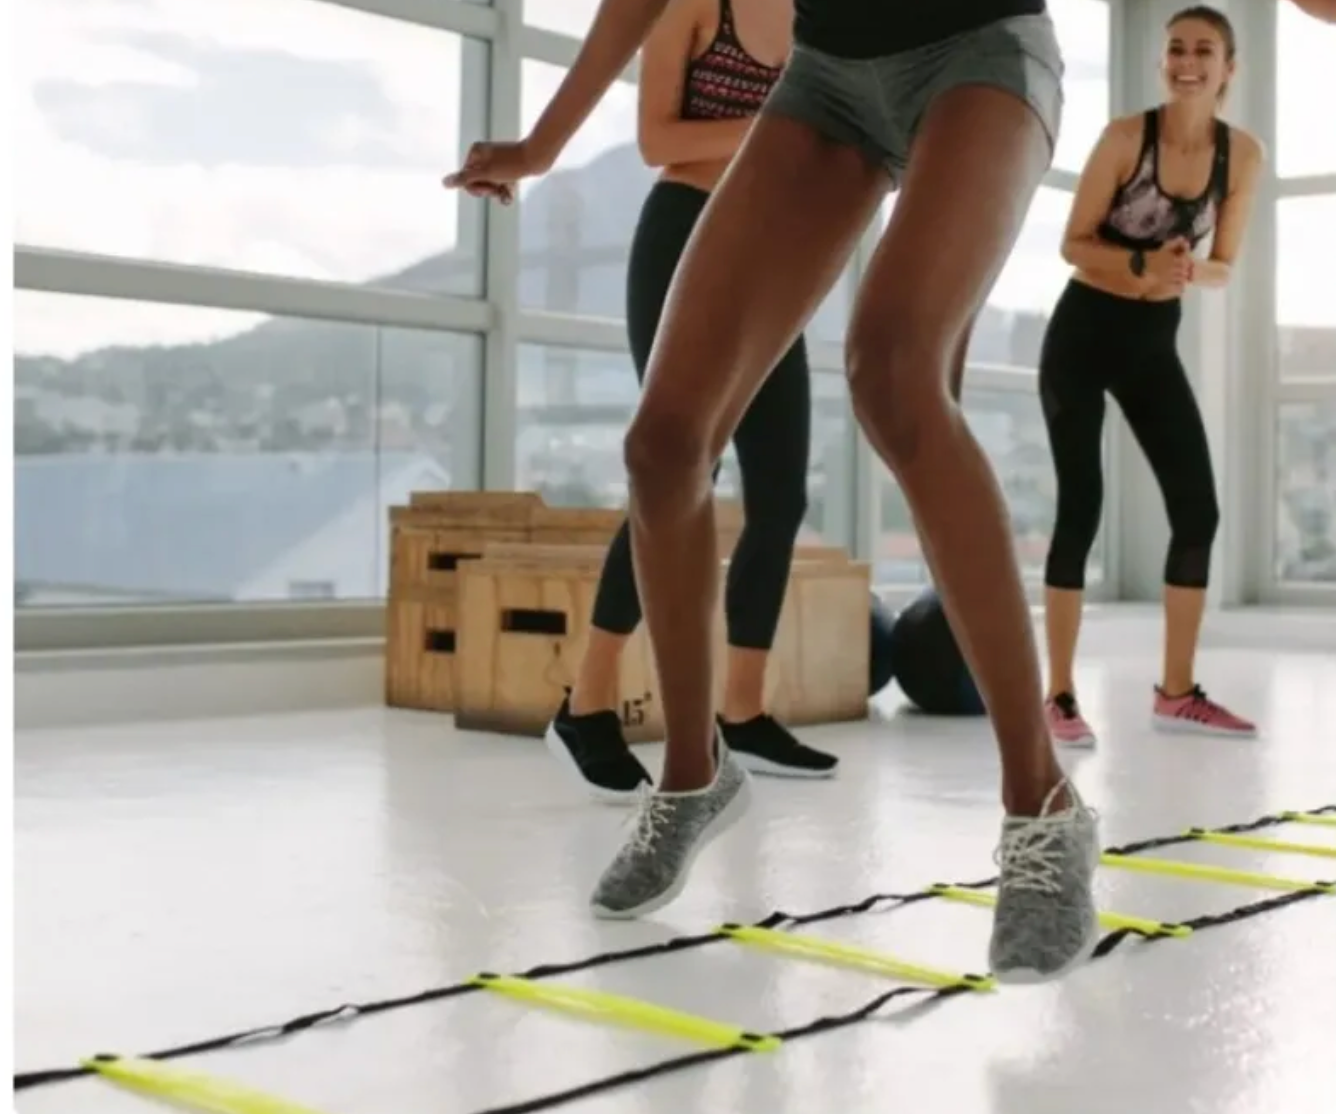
[681,0,785,120]
[1098,108,1232,252]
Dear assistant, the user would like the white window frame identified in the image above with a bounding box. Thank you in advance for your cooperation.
[14,0,1135,651]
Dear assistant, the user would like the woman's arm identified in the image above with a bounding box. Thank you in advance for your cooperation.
[1286,0,1336,23]
[444,0,674,199]
[637,0,753,167]
[1060,117,1192,292]
[1191,130,1267,288]
[527,0,678,166]
[1060,118,1145,280]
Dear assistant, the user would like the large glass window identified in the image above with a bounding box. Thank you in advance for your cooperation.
[516,59,852,341]
[13,290,483,608]
[15,0,488,294]
[1277,2,1336,179]
[968,185,1073,372]
[1276,196,1336,381]
[515,344,639,507]
[518,60,645,319]
[1275,400,1336,584]
[514,346,852,544]
[1273,195,1336,586]
[1050,0,1110,175]
[1270,2,1336,593]
[873,382,1104,589]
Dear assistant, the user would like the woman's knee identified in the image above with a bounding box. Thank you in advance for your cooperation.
[1168,482,1220,547]
[1044,550,1089,591]
[1164,490,1220,587]
[1045,519,1101,589]
[623,409,714,503]
[844,315,955,468]
[1044,487,1104,589]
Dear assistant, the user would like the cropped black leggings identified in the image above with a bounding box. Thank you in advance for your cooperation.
[1039,279,1219,591]
[590,180,810,649]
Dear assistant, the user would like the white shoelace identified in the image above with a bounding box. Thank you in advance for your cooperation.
[995,820,1067,896]
[626,784,673,854]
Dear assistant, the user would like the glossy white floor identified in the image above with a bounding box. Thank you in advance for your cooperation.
[13,608,1336,1114]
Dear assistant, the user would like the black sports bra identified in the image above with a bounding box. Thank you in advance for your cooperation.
[1098,109,1231,252]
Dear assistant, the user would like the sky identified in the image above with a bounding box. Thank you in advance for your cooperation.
[12,0,1336,360]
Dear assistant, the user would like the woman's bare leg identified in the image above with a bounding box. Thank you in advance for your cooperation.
[624,115,884,792]
[720,648,768,723]
[1161,585,1207,695]
[568,628,628,715]
[1045,587,1085,698]
[590,114,885,917]
[847,85,1064,814]
[845,82,1099,981]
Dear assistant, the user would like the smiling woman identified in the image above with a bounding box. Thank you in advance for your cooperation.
[15,0,489,295]
[1034,3,1266,745]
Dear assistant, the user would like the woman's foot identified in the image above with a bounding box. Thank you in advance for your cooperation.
[1043,692,1097,748]
[990,776,1101,984]
[544,693,653,804]
[717,713,839,778]
[590,736,752,919]
[1152,684,1257,738]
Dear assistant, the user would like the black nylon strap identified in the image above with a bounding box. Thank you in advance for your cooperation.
[15,804,1334,1109]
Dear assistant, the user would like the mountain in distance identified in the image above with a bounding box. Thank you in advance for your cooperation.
[12,139,1060,449]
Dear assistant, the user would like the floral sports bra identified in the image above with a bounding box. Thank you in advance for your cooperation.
[1098,108,1231,252]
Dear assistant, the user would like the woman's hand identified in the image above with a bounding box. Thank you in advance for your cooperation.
[1142,236,1194,294]
[443,138,554,205]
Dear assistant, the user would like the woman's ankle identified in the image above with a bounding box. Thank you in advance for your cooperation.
[569,684,617,717]
[569,628,630,715]
[721,645,768,723]
[1002,756,1068,816]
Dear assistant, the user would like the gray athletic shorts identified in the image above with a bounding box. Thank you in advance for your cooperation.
[763,13,1065,183]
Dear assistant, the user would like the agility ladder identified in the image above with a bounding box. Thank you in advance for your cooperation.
[14,804,1335,1114]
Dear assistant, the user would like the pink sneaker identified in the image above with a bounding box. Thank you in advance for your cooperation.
[1152,685,1257,737]
[1044,692,1097,747]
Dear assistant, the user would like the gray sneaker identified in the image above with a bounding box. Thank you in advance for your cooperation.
[989,778,1100,984]
[590,738,752,919]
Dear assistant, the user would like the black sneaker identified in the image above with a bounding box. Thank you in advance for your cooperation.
[543,693,653,804]
[716,714,838,779]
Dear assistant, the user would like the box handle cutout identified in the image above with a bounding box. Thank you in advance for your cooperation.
[502,609,568,636]
[427,552,477,571]
[425,630,456,653]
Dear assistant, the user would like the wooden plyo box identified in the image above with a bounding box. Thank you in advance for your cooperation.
[453,544,659,740]
[384,493,625,712]
[761,545,872,728]
[384,492,749,714]
[453,541,872,742]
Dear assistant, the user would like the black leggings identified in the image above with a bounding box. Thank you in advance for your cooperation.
[590,180,811,649]
[1039,279,1219,591]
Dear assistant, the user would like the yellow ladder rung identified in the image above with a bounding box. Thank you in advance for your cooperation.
[469,973,780,1052]
[1100,853,1334,893]
[719,923,994,991]
[929,885,1192,938]
[83,1056,331,1114]
[1283,811,1336,829]
[1190,828,1336,860]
